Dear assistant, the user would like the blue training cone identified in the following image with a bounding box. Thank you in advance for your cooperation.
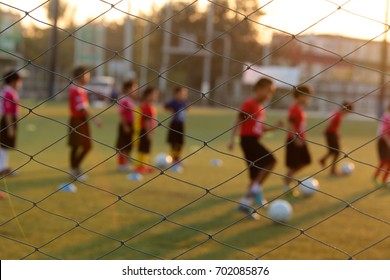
[127,173,143,181]
[58,183,77,192]
[210,159,223,167]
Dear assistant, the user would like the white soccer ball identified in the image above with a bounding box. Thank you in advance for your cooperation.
[154,153,173,169]
[268,199,293,223]
[341,162,355,175]
[299,178,319,197]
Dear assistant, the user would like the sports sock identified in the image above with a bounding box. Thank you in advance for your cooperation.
[171,148,182,162]
[249,182,261,194]
[249,183,264,206]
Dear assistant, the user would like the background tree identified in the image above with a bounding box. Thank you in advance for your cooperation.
[136,0,265,103]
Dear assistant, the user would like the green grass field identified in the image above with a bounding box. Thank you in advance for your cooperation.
[0,100,389,260]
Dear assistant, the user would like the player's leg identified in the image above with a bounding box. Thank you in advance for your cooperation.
[135,130,153,174]
[117,124,127,171]
[117,125,134,172]
[284,141,301,190]
[70,146,78,171]
[328,133,341,175]
[77,121,92,173]
[172,143,183,164]
[249,164,274,207]
[319,131,333,167]
[238,171,260,220]
[284,140,311,195]
[169,142,183,173]
[0,119,16,175]
[168,122,184,165]
[237,137,256,216]
[381,143,390,185]
[381,161,390,185]
[373,160,386,187]
[374,138,387,187]
[243,138,275,207]
[330,151,341,175]
[74,143,91,178]
[118,148,130,172]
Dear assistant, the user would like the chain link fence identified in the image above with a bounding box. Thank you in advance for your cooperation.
[0,0,389,260]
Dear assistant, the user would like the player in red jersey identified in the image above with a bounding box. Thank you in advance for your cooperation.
[134,86,159,174]
[373,103,390,187]
[68,66,102,181]
[319,101,353,176]
[228,78,282,219]
[115,80,139,172]
[0,69,24,178]
[284,85,313,194]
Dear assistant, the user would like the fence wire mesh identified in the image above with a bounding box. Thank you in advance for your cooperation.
[0,0,389,260]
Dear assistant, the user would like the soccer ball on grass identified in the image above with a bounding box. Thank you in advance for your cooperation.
[154,153,173,169]
[298,178,319,197]
[268,199,293,223]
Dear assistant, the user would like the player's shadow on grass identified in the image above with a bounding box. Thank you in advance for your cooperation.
[46,191,236,259]
[48,187,382,259]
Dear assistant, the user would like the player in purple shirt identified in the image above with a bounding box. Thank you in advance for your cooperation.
[164,87,188,170]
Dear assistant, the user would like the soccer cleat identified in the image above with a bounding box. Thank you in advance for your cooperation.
[237,204,251,214]
[237,204,260,220]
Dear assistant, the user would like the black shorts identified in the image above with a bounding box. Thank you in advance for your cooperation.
[240,136,276,180]
[285,138,311,169]
[138,128,151,153]
[116,123,134,152]
[0,116,17,149]
[325,131,340,154]
[167,121,184,146]
[68,116,91,149]
[378,138,390,162]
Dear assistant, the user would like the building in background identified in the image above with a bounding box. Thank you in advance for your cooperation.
[265,33,388,116]
[0,12,23,69]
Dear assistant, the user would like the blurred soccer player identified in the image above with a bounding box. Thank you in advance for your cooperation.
[134,86,159,174]
[68,66,102,181]
[115,80,138,172]
[164,86,188,171]
[228,78,282,219]
[284,85,313,195]
[373,103,390,187]
[319,101,354,176]
[0,69,24,177]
